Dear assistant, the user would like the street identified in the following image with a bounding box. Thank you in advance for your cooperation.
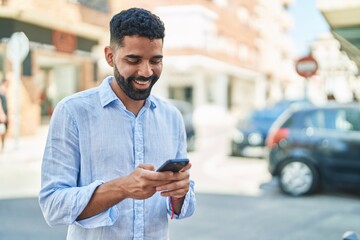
[1,191,359,240]
[169,191,360,240]
[0,124,359,240]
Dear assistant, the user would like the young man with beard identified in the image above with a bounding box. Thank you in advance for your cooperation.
[39,8,196,240]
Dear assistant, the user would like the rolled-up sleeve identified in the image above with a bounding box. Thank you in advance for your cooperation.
[38,101,119,228]
[74,203,119,228]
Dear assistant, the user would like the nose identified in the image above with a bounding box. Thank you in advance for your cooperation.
[138,61,153,78]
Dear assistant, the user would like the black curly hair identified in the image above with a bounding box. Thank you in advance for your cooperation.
[110,8,165,47]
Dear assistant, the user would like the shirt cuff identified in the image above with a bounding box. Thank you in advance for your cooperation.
[167,181,195,219]
[74,205,119,229]
[72,180,120,228]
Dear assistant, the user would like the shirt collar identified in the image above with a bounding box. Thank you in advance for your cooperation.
[145,96,157,110]
[99,76,157,110]
[99,76,119,107]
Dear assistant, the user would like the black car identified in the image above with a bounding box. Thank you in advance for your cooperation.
[266,103,360,196]
[230,99,309,158]
[230,110,273,158]
[168,99,196,152]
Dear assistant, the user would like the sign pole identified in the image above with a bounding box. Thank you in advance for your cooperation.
[304,77,309,100]
[13,60,21,149]
[6,32,30,150]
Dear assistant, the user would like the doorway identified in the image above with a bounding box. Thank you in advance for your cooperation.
[36,55,80,120]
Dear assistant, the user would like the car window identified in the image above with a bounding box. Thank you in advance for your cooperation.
[281,113,296,128]
[338,109,360,131]
[335,110,353,131]
[282,111,307,129]
[282,107,360,132]
[324,108,360,132]
[303,110,325,129]
[283,109,325,129]
[344,108,360,131]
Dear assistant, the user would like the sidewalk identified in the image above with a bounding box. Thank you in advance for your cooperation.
[0,125,48,199]
[189,122,271,196]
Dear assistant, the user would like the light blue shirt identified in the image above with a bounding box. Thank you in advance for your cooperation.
[39,76,196,240]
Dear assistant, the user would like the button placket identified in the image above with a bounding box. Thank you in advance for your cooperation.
[133,119,145,239]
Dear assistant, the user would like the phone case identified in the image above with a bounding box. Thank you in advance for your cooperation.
[157,158,189,172]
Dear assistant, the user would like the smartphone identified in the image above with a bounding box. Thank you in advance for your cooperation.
[156,158,189,172]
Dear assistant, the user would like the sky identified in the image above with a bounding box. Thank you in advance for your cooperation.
[288,0,330,57]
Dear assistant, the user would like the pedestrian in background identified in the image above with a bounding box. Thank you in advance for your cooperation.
[0,79,9,152]
[39,7,196,240]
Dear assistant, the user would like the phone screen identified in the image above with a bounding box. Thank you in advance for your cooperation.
[156,158,189,172]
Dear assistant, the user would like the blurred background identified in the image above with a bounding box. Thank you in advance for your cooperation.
[0,0,360,239]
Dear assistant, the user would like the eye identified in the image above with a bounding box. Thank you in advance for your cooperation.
[150,57,163,65]
[126,58,141,64]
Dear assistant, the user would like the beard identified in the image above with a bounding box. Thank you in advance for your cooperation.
[113,64,159,101]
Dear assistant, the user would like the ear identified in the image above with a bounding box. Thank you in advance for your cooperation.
[104,46,114,67]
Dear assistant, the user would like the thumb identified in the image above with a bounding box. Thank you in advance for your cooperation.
[180,162,192,172]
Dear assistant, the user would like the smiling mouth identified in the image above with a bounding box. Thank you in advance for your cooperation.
[133,79,151,89]
[134,79,150,85]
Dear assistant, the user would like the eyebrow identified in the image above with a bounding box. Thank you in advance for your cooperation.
[153,55,163,59]
[125,54,163,59]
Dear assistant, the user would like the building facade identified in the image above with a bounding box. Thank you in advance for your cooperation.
[255,0,296,103]
[315,0,360,103]
[310,33,359,104]
[317,0,360,68]
[0,0,108,135]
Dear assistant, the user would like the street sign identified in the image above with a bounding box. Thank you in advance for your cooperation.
[6,32,29,62]
[295,55,318,78]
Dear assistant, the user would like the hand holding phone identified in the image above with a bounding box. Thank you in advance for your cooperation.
[156,158,190,219]
[156,158,189,172]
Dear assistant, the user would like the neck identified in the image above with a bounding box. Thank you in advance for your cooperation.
[110,79,145,116]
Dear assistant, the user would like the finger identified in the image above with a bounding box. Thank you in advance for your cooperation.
[156,178,189,192]
[152,171,189,184]
[146,179,173,188]
[170,170,190,181]
[160,187,189,198]
[137,163,155,171]
[139,168,175,182]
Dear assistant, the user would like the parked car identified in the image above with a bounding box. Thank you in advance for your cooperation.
[230,99,310,158]
[266,103,360,196]
[168,99,196,152]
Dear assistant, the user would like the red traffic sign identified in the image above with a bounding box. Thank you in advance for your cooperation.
[295,55,318,78]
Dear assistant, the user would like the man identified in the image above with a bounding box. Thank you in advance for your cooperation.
[39,8,196,240]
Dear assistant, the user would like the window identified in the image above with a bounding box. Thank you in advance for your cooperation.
[303,110,324,129]
[335,108,360,131]
[344,109,360,131]
[323,108,360,132]
[71,0,109,13]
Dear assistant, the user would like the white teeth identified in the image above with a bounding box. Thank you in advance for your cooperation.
[134,80,149,85]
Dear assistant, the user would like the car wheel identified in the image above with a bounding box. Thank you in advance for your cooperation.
[279,159,319,196]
